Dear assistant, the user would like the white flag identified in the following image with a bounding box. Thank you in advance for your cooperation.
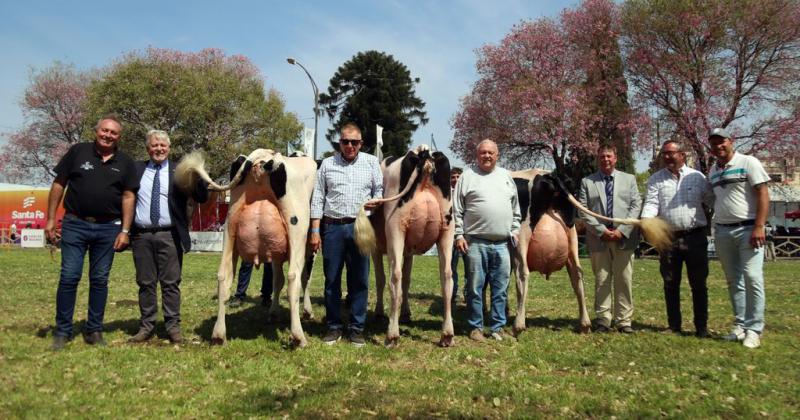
[375,124,384,161]
[303,127,315,156]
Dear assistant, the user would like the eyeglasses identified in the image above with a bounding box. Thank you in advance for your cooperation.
[340,139,362,146]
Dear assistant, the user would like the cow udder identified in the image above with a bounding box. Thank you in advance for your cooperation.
[233,199,289,264]
[527,212,569,276]
[402,188,443,254]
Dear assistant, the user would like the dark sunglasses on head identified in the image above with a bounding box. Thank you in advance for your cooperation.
[340,139,362,146]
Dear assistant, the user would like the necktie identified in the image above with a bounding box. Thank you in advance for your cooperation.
[604,175,614,219]
[150,164,161,226]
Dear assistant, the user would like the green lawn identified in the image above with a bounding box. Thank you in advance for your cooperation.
[1,248,798,418]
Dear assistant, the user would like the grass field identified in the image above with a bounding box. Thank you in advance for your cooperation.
[0,248,798,418]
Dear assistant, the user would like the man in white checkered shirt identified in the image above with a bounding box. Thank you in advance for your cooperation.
[309,122,383,347]
[641,140,714,338]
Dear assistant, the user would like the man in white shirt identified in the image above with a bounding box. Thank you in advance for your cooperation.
[708,128,770,349]
[641,140,714,337]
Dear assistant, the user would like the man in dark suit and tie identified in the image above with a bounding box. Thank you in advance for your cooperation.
[129,130,208,344]
[578,145,641,334]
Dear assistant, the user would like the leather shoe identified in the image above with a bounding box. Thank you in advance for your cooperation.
[51,335,72,351]
[128,329,154,343]
[695,329,710,338]
[618,326,635,334]
[167,328,183,344]
[83,331,107,346]
[594,324,611,333]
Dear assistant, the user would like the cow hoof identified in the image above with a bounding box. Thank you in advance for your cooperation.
[302,311,314,321]
[384,336,399,348]
[579,324,591,334]
[291,336,308,348]
[399,313,412,325]
[438,334,455,348]
[210,336,225,346]
[512,326,526,337]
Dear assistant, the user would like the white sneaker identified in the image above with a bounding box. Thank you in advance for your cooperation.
[723,325,745,342]
[490,331,504,341]
[743,330,761,349]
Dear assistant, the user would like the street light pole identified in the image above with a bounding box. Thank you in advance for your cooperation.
[287,57,320,159]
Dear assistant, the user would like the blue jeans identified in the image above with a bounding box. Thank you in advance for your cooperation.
[55,217,120,337]
[714,225,766,333]
[322,222,369,333]
[451,246,462,299]
[464,236,511,333]
[235,261,273,299]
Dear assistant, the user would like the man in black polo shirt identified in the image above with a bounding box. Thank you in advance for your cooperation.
[45,116,138,350]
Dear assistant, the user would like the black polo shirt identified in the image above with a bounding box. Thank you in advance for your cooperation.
[54,142,139,219]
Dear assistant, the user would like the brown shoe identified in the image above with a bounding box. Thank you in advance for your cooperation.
[469,328,486,342]
[128,329,154,343]
[167,328,183,344]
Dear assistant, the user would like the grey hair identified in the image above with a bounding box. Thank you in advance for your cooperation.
[146,129,171,146]
[94,114,122,131]
[476,138,498,151]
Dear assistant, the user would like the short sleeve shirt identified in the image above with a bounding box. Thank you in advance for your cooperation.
[708,152,770,224]
[54,142,139,219]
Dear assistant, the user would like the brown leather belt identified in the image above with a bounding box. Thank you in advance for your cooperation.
[66,213,120,224]
[322,216,356,225]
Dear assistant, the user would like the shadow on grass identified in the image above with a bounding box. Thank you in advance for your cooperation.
[36,318,141,338]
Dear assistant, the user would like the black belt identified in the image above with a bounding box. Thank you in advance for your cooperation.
[716,220,755,228]
[135,226,173,233]
[66,213,120,224]
[322,216,356,225]
[673,226,705,238]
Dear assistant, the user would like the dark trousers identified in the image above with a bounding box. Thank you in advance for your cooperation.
[55,217,120,337]
[659,230,709,332]
[235,261,273,300]
[131,230,183,333]
[322,222,369,333]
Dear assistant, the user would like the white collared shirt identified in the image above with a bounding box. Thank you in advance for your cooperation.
[135,160,172,228]
[641,165,713,230]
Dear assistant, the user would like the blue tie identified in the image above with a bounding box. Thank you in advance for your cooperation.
[604,175,614,219]
[150,164,161,226]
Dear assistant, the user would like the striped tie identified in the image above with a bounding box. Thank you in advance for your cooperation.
[150,164,161,226]
[604,175,614,219]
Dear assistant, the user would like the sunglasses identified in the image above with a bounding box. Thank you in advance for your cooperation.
[340,139,362,146]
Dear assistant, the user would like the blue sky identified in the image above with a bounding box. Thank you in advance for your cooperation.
[0,0,580,169]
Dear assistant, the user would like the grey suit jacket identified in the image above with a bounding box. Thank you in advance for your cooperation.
[578,170,641,252]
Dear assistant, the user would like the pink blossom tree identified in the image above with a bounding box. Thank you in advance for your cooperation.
[621,0,800,172]
[452,0,648,176]
[0,63,94,184]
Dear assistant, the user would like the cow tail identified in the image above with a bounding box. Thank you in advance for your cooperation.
[175,151,239,192]
[563,192,673,252]
[354,206,377,256]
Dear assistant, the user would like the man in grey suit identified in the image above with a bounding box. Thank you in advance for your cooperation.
[578,145,641,334]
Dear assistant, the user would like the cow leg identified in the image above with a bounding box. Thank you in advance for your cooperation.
[436,234,455,347]
[566,227,591,333]
[286,231,309,348]
[385,241,404,348]
[268,262,285,323]
[399,254,413,324]
[373,252,387,319]
[513,229,531,336]
[211,226,237,345]
[300,252,315,320]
